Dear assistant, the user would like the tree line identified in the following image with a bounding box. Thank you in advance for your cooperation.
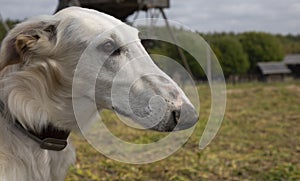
[145,30,300,79]
[1,20,300,79]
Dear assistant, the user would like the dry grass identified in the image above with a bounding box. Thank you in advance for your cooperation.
[66,81,300,181]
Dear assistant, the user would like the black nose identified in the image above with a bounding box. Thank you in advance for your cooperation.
[173,103,199,131]
[172,109,181,125]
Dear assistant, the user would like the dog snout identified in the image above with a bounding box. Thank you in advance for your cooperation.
[170,103,199,131]
[159,101,198,132]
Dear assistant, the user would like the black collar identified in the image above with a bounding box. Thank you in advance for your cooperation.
[0,100,70,151]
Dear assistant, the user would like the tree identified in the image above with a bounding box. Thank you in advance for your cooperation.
[0,19,19,43]
[147,40,206,79]
[0,21,8,43]
[239,32,285,73]
[277,34,300,54]
[142,26,207,79]
[209,36,249,77]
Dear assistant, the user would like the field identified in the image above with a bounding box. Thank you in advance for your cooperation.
[66,81,300,181]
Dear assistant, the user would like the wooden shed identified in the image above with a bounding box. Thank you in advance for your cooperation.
[257,62,291,82]
[56,0,170,21]
[284,54,300,78]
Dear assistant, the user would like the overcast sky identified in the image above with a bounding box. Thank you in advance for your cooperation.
[0,0,299,35]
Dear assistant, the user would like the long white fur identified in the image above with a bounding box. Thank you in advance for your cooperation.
[0,8,123,181]
[0,7,196,181]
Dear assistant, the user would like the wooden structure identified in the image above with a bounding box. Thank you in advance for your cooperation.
[284,54,300,78]
[56,0,170,21]
[257,62,291,82]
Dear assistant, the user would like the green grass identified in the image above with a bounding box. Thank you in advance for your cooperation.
[66,81,300,181]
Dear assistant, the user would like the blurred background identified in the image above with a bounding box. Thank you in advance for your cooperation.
[0,0,299,180]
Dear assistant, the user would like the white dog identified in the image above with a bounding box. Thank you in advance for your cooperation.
[0,7,198,181]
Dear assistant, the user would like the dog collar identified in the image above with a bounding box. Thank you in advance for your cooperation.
[0,100,70,151]
[14,120,70,151]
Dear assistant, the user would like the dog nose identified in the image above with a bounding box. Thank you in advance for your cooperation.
[163,103,199,132]
[172,109,181,125]
[172,103,199,131]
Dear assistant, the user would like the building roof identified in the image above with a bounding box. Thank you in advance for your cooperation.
[283,54,300,65]
[257,62,291,75]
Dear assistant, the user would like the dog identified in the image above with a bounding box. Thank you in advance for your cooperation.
[0,7,198,181]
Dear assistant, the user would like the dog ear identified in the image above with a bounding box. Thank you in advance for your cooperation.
[0,21,58,71]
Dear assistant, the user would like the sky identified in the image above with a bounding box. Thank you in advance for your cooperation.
[0,0,299,35]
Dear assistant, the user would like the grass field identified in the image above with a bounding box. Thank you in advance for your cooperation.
[66,81,300,181]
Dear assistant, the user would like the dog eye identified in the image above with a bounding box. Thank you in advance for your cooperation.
[102,41,116,53]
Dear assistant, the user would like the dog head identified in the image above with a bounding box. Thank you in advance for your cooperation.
[0,7,198,132]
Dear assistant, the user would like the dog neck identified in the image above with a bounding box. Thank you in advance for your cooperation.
[0,99,70,151]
